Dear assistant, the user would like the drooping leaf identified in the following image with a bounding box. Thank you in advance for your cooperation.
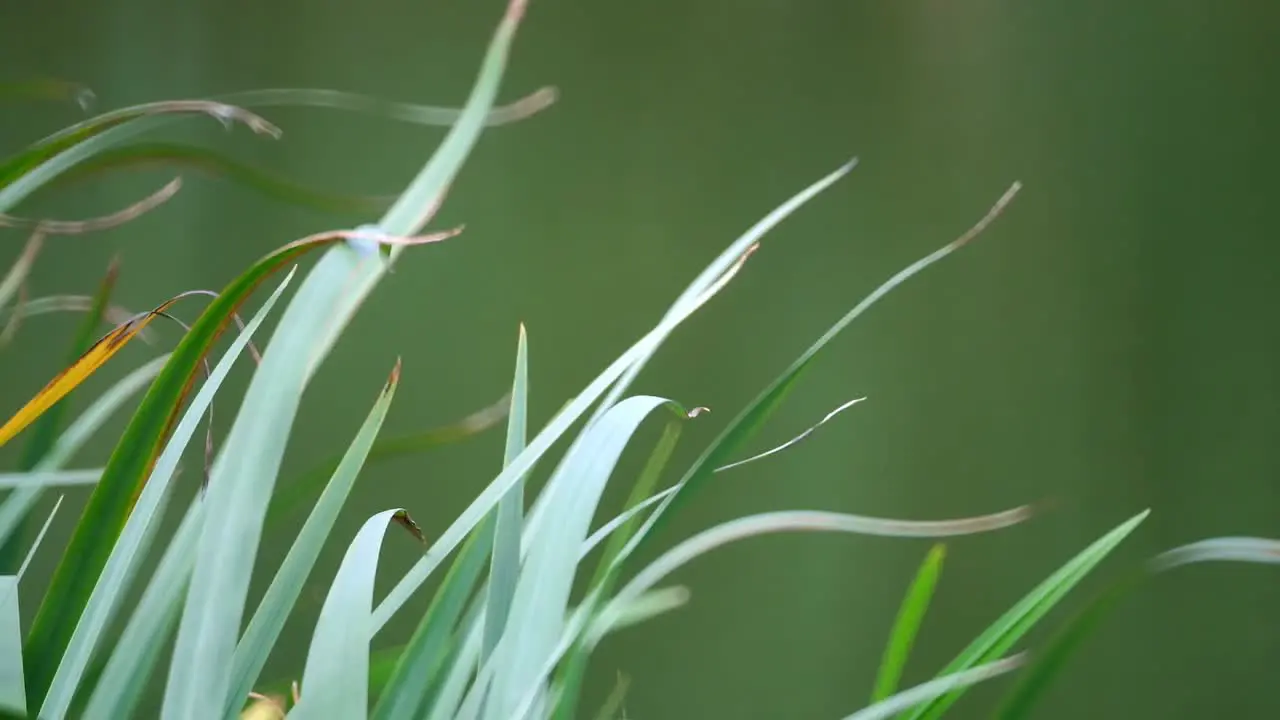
[872,543,946,702]
[226,360,401,716]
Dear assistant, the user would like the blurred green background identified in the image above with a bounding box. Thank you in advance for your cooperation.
[2,0,1278,717]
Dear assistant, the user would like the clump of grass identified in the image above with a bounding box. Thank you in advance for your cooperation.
[2,2,1277,719]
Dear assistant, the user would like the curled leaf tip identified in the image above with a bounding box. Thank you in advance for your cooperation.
[506,0,529,24]
[686,406,710,418]
[0,176,182,235]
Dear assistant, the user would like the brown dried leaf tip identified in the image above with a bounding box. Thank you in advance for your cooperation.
[393,509,426,543]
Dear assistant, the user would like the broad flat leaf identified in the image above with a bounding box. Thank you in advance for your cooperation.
[290,508,407,720]
[226,361,400,716]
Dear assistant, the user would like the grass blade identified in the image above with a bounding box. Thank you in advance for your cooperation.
[37,270,295,720]
[226,360,401,716]
[0,232,43,315]
[484,395,684,720]
[80,497,204,720]
[290,508,409,720]
[483,323,530,660]
[872,543,946,702]
[900,509,1149,720]
[212,86,555,127]
[843,656,1024,720]
[0,354,167,551]
[0,294,141,330]
[591,508,1028,649]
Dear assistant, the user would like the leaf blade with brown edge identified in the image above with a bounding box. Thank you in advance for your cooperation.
[19,225,455,711]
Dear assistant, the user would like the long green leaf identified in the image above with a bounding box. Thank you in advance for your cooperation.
[290,508,407,720]
[80,497,204,720]
[872,543,946,702]
[225,360,400,716]
[38,270,295,720]
[483,323,530,660]
[0,470,101,489]
[485,395,684,720]
[901,510,1149,720]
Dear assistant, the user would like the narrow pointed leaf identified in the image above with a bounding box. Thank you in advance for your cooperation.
[844,656,1024,720]
[872,543,946,702]
[225,360,400,716]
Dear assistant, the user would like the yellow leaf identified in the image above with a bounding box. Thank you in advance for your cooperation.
[0,298,177,448]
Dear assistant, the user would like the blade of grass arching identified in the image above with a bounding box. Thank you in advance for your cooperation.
[587,160,859,425]
[483,323,530,661]
[589,509,1030,651]
[38,271,295,720]
[549,417,684,720]
[0,257,118,573]
[79,496,204,720]
[24,226,435,712]
[549,182,1022,719]
[224,360,401,716]
[289,508,413,720]
[0,354,168,550]
[372,211,759,633]
[371,519,495,720]
[483,396,696,720]
[844,656,1024,720]
[267,391,509,526]
[994,535,1280,720]
[872,543,947,702]
[0,101,278,213]
[213,85,555,127]
[164,1,529,712]
[899,509,1149,720]
[617,183,1024,568]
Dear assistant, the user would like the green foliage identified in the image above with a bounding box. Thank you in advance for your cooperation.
[2,2,1276,719]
